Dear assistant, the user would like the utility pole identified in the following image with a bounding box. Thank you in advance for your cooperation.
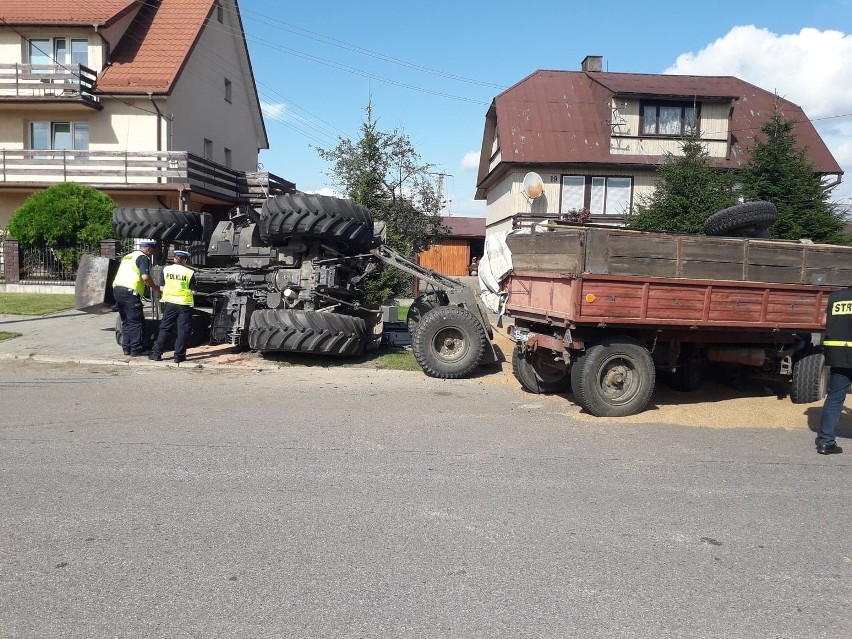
[429,172,453,216]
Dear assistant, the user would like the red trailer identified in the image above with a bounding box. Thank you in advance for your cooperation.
[503,223,852,417]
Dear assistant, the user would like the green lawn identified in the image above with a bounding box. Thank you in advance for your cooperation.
[0,293,76,316]
[0,331,21,342]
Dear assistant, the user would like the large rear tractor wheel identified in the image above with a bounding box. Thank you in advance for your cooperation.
[791,349,828,404]
[112,208,202,242]
[412,306,487,379]
[570,337,656,417]
[248,309,366,357]
[258,193,374,253]
[512,347,570,394]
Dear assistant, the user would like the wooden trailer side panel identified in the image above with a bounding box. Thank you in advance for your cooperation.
[506,272,831,331]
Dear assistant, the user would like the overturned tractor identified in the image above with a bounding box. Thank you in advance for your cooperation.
[76,193,497,378]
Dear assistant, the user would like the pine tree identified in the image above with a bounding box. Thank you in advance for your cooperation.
[626,136,738,233]
[741,103,849,244]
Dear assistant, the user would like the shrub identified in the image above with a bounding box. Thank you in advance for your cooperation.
[7,183,115,247]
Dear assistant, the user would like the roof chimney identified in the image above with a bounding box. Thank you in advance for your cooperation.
[581,55,603,72]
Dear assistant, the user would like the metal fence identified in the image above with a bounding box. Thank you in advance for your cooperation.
[18,243,101,285]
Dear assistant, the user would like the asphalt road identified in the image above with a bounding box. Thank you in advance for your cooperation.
[0,359,849,639]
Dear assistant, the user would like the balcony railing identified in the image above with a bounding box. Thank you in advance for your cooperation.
[0,149,294,203]
[0,63,100,107]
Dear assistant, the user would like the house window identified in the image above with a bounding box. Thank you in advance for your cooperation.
[27,37,88,66]
[560,175,633,217]
[641,102,698,136]
[224,78,232,103]
[30,121,89,150]
[203,138,213,160]
[224,147,232,168]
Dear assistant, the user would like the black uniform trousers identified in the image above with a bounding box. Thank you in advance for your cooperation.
[113,286,144,354]
[152,302,193,361]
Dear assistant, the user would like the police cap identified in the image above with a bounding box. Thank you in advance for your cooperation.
[138,241,156,248]
[174,250,191,258]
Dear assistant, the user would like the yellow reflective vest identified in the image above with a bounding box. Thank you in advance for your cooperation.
[112,251,146,295]
[161,263,194,306]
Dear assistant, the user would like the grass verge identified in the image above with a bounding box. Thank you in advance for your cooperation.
[0,293,76,316]
[0,331,22,342]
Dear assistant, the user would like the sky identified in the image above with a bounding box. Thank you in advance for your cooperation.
[238,0,852,219]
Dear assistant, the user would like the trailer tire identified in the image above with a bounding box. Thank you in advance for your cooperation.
[512,346,571,394]
[664,344,704,392]
[570,337,656,417]
[412,305,487,379]
[248,309,366,357]
[703,201,778,237]
[790,349,828,404]
[259,193,374,253]
[112,208,202,242]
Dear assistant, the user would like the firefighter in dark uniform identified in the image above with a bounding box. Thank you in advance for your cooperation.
[815,285,852,454]
[112,241,159,356]
[149,250,196,364]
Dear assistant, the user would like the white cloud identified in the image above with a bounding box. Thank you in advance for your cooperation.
[260,101,287,119]
[460,151,480,172]
[667,26,852,207]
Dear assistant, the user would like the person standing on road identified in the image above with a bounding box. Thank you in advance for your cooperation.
[815,284,852,455]
[112,241,159,356]
[149,250,196,364]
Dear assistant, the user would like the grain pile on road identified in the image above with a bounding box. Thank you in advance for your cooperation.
[485,328,841,431]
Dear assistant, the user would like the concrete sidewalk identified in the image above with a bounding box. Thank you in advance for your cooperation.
[0,310,268,370]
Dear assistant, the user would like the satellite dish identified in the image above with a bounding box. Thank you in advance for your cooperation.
[522,172,544,200]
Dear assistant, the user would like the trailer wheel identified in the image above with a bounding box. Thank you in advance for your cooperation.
[258,193,374,253]
[703,201,778,237]
[112,208,202,242]
[570,337,656,417]
[248,309,366,357]
[790,349,828,403]
[412,306,487,379]
[664,344,704,392]
[512,347,570,394]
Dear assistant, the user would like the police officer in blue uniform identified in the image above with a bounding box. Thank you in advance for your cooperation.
[112,240,160,356]
[149,250,196,364]
[815,285,852,454]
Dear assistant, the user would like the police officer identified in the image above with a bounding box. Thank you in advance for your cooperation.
[112,240,160,356]
[149,250,196,364]
[815,284,852,454]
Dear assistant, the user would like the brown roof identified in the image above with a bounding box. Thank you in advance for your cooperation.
[478,69,842,194]
[0,0,139,26]
[97,0,215,93]
[443,216,485,238]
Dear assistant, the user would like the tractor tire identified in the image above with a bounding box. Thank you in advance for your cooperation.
[112,208,202,242]
[412,305,487,379]
[248,309,366,357]
[570,337,656,417]
[406,293,447,335]
[703,201,778,237]
[790,349,828,404]
[512,346,571,394]
[258,193,374,253]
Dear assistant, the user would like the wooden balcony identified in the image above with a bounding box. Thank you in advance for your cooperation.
[0,63,101,109]
[0,150,294,203]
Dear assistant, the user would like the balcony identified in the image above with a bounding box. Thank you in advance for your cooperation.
[0,63,101,109]
[0,150,294,203]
